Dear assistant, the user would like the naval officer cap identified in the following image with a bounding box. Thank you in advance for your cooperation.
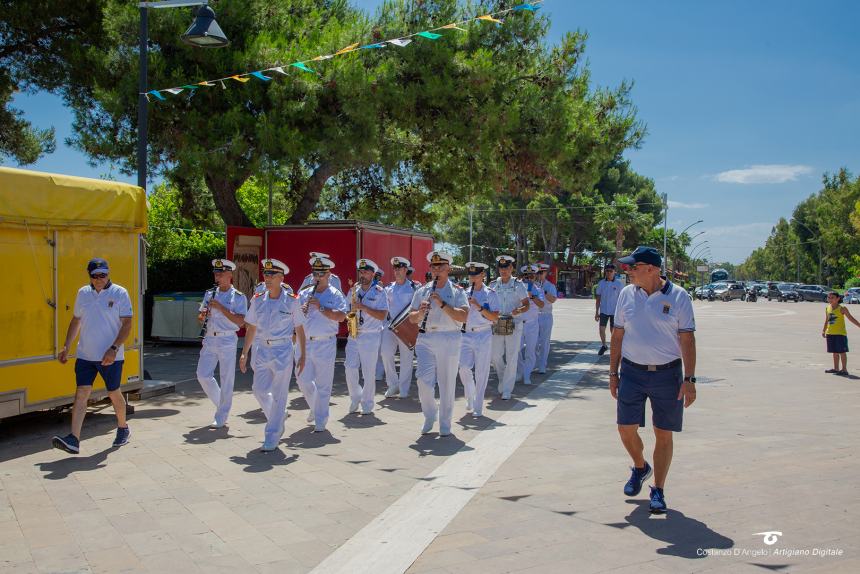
[519,264,537,275]
[212,258,236,272]
[262,258,289,275]
[495,255,515,268]
[465,261,488,275]
[391,256,411,268]
[427,250,453,265]
[538,263,550,271]
[309,251,331,259]
[310,256,335,272]
[356,258,379,273]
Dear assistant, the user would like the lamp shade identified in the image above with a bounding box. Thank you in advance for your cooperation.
[180,5,229,48]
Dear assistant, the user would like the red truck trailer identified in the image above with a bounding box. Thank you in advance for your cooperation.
[226,219,435,303]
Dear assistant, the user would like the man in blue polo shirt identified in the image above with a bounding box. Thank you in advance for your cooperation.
[53,258,133,454]
[608,246,697,513]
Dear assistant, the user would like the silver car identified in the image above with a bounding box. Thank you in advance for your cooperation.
[845,288,860,304]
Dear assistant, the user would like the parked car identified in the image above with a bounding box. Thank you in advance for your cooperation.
[713,282,745,301]
[796,284,829,302]
[745,283,767,301]
[844,287,860,304]
[766,282,800,302]
[694,284,714,300]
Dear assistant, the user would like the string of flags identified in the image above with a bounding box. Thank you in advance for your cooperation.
[145,1,542,102]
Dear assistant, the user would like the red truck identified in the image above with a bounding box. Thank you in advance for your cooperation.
[227,219,434,309]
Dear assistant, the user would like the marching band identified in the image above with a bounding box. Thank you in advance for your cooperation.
[196,250,556,450]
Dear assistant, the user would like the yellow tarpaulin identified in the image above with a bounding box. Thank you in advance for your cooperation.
[0,167,147,232]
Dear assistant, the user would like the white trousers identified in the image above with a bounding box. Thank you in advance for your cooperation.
[345,331,382,412]
[491,322,524,395]
[415,331,462,434]
[517,321,539,384]
[251,342,293,446]
[536,313,553,372]
[196,334,238,425]
[381,328,414,396]
[458,328,493,414]
[295,337,337,427]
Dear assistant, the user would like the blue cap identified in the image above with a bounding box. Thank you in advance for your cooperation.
[617,246,662,267]
[87,258,109,274]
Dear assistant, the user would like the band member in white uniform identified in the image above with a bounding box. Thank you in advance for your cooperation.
[196,259,247,428]
[345,259,389,415]
[517,264,545,385]
[239,259,306,451]
[458,262,500,417]
[296,256,348,432]
[489,255,529,400]
[535,263,558,374]
[382,256,417,398]
[409,251,469,436]
[300,251,343,293]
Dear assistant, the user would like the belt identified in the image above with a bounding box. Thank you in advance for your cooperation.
[308,334,336,341]
[262,338,288,346]
[621,357,681,372]
[468,325,492,332]
[423,327,460,333]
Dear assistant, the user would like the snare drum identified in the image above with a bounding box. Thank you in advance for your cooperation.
[492,314,515,336]
[389,306,419,350]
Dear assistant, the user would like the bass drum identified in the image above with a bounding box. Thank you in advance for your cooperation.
[389,305,419,350]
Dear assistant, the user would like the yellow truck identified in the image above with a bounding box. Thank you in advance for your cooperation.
[0,167,147,419]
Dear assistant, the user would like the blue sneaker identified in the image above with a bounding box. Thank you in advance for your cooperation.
[623,462,652,496]
[52,433,80,454]
[649,486,667,513]
[113,426,130,447]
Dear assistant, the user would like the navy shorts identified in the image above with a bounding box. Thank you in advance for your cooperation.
[599,313,615,328]
[826,335,849,354]
[75,359,125,391]
[617,364,684,432]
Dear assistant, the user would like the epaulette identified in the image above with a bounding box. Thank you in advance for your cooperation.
[252,292,264,299]
[373,283,384,291]
[487,287,496,293]
[300,283,315,291]
[235,289,245,296]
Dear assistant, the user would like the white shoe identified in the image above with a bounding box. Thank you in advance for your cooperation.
[501,392,511,400]
[421,419,435,435]
[313,424,326,433]
[349,400,361,413]
[473,410,483,418]
[260,442,278,452]
[384,388,399,398]
[209,420,225,429]
[306,411,314,423]
[361,409,373,416]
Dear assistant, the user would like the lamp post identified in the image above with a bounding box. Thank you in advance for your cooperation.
[679,219,704,237]
[138,0,229,191]
[689,240,709,260]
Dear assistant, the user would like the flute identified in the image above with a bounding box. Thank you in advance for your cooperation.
[461,281,475,333]
[418,276,438,334]
[198,283,219,339]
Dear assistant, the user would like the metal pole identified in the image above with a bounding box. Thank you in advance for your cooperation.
[662,193,668,273]
[137,7,148,192]
[796,239,800,283]
[468,206,473,262]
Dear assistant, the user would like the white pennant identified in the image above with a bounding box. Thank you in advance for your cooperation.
[267,66,287,75]
[388,38,413,47]
[164,88,184,95]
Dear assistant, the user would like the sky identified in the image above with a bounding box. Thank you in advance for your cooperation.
[10,0,860,264]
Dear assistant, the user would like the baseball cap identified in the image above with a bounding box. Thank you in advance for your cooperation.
[617,246,662,268]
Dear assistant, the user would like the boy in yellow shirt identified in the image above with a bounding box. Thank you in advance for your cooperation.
[822,292,860,376]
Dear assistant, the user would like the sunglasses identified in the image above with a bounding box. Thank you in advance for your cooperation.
[312,270,329,276]
[430,263,447,268]
[90,273,107,279]
[262,270,281,277]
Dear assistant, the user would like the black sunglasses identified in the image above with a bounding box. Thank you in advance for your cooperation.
[90,273,107,279]
[262,270,281,276]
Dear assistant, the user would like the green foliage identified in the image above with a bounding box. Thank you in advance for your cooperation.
[0,74,55,165]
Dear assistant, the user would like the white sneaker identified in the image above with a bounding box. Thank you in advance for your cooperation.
[209,420,225,429]
[473,410,483,418]
[421,419,435,435]
[384,388,399,398]
[349,400,360,413]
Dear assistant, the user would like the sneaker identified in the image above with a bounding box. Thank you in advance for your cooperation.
[836,370,849,376]
[112,426,130,447]
[260,442,278,452]
[825,368,839,373]
[312,425,326,433]
[52,433,80,454]
[473,410,482,418]
[384,388,399,398]
[209,420,226,429]
[598,345,608,356]
[649,486,667,513]
[623,462,653,496]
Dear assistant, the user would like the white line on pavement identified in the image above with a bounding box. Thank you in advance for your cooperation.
[309,343,602,574]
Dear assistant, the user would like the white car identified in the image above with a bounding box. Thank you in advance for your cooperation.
[845,288,860,304]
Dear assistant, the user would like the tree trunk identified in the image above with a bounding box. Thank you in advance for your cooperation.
[614,227,624,264]
[204,172,253,227]
[288,161,339,224]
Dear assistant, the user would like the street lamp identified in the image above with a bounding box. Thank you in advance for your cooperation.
[138,0,229,191]
[679,219,704,237]
[689,242,709,261]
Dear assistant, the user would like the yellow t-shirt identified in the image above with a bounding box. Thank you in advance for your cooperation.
[825,304,847,336]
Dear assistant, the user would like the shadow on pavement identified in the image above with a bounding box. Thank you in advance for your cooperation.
[409,434,473,457]
[229,449,299,473]
[182,425,240,445]
[622,500,734,559]
[35,446,114,479]
[284,426,342,448]
[377,397,423,413]
[338,413,387,428]
[238,408,267,424]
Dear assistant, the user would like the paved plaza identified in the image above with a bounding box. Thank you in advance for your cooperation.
[1,298,858,573]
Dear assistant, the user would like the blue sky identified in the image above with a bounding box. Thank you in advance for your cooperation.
[10,0,860,263]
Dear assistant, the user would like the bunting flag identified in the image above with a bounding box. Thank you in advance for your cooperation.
[144,1,544,101]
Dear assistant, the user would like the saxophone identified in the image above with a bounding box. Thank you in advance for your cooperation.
[346,279,360,338]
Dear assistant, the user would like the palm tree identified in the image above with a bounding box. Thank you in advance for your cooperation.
[594,194,653,264]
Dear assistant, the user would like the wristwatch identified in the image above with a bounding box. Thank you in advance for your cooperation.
[110,345,118,351]
[440,301,447,309]
[609,371,619,377]
[684,376,696,383]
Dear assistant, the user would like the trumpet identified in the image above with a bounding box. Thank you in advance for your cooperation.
[418,276,438,334]
[198,283,219,339]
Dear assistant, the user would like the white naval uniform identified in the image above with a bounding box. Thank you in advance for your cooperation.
[516,281,545,384]
[300,272,342,293]
[295,284,348,428]
[196,286,248,426]
[345,281,389,413]
[410,281,468,434]
[458,284,500,416]
[381,280,418,396]
[535,280,557,373]
[489,277,528,396]
[244,287,301,447]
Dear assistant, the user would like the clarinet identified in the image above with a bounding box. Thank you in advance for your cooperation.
[461,281,475,333]
[305,279,320,316]
[198,283,219,339]
[418,276,438,334]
